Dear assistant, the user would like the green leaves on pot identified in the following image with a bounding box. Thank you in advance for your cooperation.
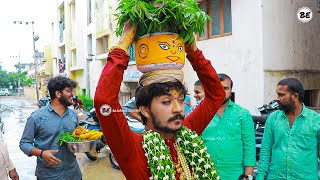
[115,0,211,43]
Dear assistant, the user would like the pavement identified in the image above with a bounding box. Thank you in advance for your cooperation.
[0,95,126,180]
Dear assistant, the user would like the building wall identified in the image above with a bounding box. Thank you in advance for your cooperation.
[262,0,320,102]
[44,45,53,76]
[88,0,119,98]
[184,0,264,114]
[89,59,106,97]
[72,0,86,94]
[51,2,59,76]
[264,71,320,102]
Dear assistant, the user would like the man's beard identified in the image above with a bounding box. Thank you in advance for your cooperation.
[59,94,73,106]
[222,97,230,105]
[278,98,294,113]
[150,112,184,134]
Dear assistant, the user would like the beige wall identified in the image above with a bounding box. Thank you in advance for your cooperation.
[184,0,264,114]
[262,0,320,102]
[262,0,320,71]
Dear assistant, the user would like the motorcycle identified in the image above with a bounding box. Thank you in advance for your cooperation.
[37,96,51,108]
[80,107,144,170]
[252,100,279,161]
[79,108,106,162]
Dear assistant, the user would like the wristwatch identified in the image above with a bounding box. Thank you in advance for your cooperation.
[247,175,253,180]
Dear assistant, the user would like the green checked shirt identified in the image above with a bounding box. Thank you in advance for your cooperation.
[256,104,320,180]
[202,100,256,180]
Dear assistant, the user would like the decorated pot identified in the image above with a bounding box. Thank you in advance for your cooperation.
[134,32,185,73]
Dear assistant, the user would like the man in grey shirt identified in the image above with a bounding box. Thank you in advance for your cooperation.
[20,76,82,180]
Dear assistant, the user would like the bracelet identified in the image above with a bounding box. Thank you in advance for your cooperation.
[40,150,44,159]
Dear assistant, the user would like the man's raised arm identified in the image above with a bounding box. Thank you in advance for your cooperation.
[94,21,138,162]
[183,41,225,135]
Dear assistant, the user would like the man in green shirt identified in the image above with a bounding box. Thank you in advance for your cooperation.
[202,73,256,180]
[256,78,320,180]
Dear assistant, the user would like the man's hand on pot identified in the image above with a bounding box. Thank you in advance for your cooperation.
[184,34,198,56]
[118,20,138,51]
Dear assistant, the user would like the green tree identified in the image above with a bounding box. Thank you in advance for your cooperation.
[0,70,33,89]
[78,94,94,111]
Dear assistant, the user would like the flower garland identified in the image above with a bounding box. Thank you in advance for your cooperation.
[142,126,219,180]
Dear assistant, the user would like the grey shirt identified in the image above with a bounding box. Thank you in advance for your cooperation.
[20,103,82,180]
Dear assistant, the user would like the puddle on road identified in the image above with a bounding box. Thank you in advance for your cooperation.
[1,97,127,180]
[0,97,38,180]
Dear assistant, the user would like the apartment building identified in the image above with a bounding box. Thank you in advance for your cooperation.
[47,0,320,112]
[184,0,320,113]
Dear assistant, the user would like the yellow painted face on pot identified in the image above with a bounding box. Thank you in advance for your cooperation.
[134,33,185,72]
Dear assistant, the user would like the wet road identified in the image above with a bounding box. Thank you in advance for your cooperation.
[0,96,125,180]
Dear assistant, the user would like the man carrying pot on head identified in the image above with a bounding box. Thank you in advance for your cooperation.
[94,21,225,180]
[20,76,82,180]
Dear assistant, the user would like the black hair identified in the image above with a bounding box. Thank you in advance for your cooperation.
[194,80,202,87]
[135,81,187,125]
[218,73,233,88]
[47,76,77,99]
[277,78,304,102]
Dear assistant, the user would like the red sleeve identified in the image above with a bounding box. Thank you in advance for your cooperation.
[182,49,225,135]
[94,49,139,164]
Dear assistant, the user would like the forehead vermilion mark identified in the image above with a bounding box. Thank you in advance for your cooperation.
[170,90,178,96]
[220,81,224,86]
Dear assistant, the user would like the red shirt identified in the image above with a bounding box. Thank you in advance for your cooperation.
[94,49,225,180]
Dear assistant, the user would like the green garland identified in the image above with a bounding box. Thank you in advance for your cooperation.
[142,126,219,180]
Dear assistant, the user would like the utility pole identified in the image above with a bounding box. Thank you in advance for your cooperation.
[32,21,39,102]
[13,20,39,101]
[18,52,21,97]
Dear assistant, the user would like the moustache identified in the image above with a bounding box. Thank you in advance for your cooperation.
[168,114,185,122]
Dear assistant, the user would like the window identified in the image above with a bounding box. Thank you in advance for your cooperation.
[198,0,232,40]
[96,35,109,54]
[71,49,77,66]
[128,44,135,62]
[87,34,92,55]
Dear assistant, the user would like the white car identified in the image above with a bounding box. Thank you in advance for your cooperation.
[0,88,11,96]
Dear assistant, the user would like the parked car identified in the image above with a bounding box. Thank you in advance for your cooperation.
[0,88,11,96]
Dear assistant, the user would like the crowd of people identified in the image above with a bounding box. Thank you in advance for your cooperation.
[1,21,319,180]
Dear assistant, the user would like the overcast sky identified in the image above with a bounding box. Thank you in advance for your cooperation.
[0,0,54,72]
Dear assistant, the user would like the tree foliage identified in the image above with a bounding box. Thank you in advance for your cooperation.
[78,94,94,111]
[0,70,33,89]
